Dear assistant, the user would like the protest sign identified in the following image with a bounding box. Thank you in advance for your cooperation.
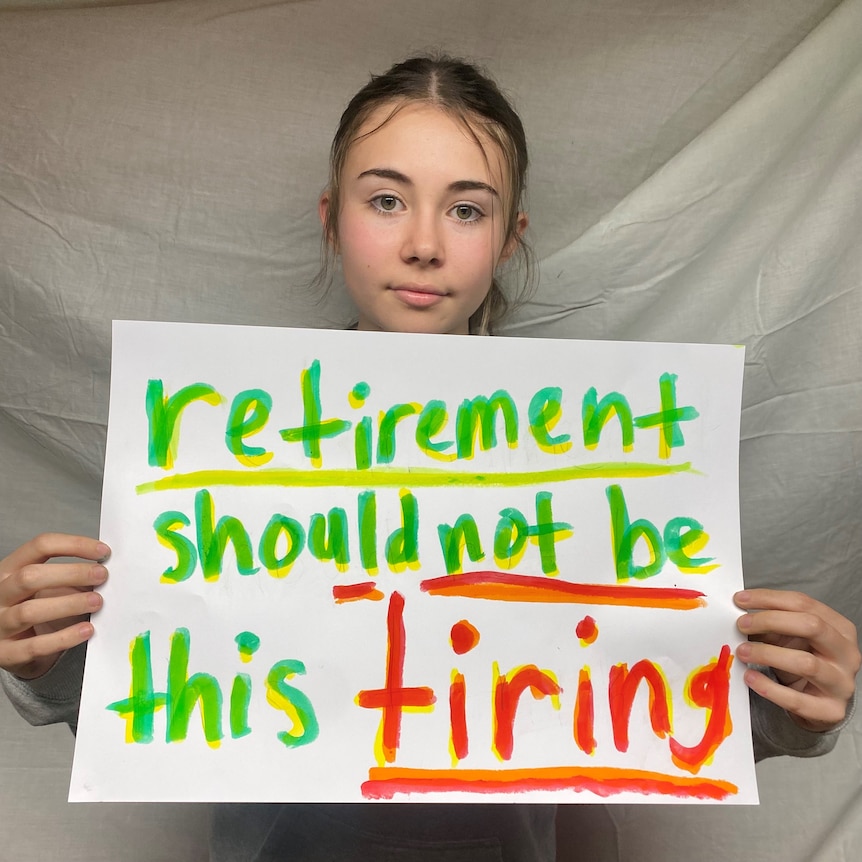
[70,321,757,804]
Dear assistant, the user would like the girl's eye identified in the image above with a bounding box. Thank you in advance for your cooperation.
[372,195,402,213]
[452,204,482,222]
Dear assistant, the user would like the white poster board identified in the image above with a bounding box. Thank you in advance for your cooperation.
[70,321,757,804]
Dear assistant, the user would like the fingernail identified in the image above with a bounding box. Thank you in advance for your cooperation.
[90,564,108,583]
[735,591,750,603]
[96,542,110,560]
[743,669,767,695]
[86,591,102,609]
[737,613,752,630]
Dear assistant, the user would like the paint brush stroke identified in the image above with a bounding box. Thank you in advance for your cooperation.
[333,582,385,603]
[362,765,737,800]
[135,461,694,494]
[420,572,706,609]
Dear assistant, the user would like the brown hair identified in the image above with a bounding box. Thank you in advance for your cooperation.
[319,54,533,334]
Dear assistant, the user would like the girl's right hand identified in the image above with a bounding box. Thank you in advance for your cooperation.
[0,534,109,679]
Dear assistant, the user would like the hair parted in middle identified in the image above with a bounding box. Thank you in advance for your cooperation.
[319,53,534,334]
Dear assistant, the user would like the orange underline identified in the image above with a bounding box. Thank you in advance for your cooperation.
[362,765,737,800]
[420,572,706,610]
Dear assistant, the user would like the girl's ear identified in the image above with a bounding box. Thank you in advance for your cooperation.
[500,211,529,263]
[319,191,336,248]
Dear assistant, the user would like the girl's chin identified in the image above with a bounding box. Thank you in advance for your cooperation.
[355,314,469,336]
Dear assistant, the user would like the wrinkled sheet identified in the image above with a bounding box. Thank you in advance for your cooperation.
[1,1,860,860]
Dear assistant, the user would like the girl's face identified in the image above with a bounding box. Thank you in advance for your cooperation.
[320,102,525,335]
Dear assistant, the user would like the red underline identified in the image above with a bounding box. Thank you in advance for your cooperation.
[362,765,736,800]
[419,572,706,609]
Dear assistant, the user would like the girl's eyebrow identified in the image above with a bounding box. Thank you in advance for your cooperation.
[357,168,499,197]
[357,168,410,183]
[449,179,499,197]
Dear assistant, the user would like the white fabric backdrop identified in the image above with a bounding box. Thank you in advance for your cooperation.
[1,1,860,859]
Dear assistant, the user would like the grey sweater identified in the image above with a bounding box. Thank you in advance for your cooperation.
[1,644,850,862]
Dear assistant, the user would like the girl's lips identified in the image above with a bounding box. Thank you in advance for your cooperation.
[390,285,447,308]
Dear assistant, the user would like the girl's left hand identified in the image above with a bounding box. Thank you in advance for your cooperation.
[734,588,861,732]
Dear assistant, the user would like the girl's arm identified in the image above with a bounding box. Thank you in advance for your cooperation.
[0,534,108,732]
[0,643,86,731]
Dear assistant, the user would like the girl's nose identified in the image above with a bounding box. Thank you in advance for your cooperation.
[401,212,444,266]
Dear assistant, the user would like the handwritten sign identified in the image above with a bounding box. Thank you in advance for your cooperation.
[70,321,758,804]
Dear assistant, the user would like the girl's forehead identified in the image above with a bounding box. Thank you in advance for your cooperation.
[346,101,507,186]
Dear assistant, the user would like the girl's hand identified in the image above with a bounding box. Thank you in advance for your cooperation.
[735,588,861,732]
[0,534,109,680]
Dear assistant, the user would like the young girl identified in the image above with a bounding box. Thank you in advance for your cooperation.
[0,55,858,862]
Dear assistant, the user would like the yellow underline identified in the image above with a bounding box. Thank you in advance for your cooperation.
[136,461,694,494]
